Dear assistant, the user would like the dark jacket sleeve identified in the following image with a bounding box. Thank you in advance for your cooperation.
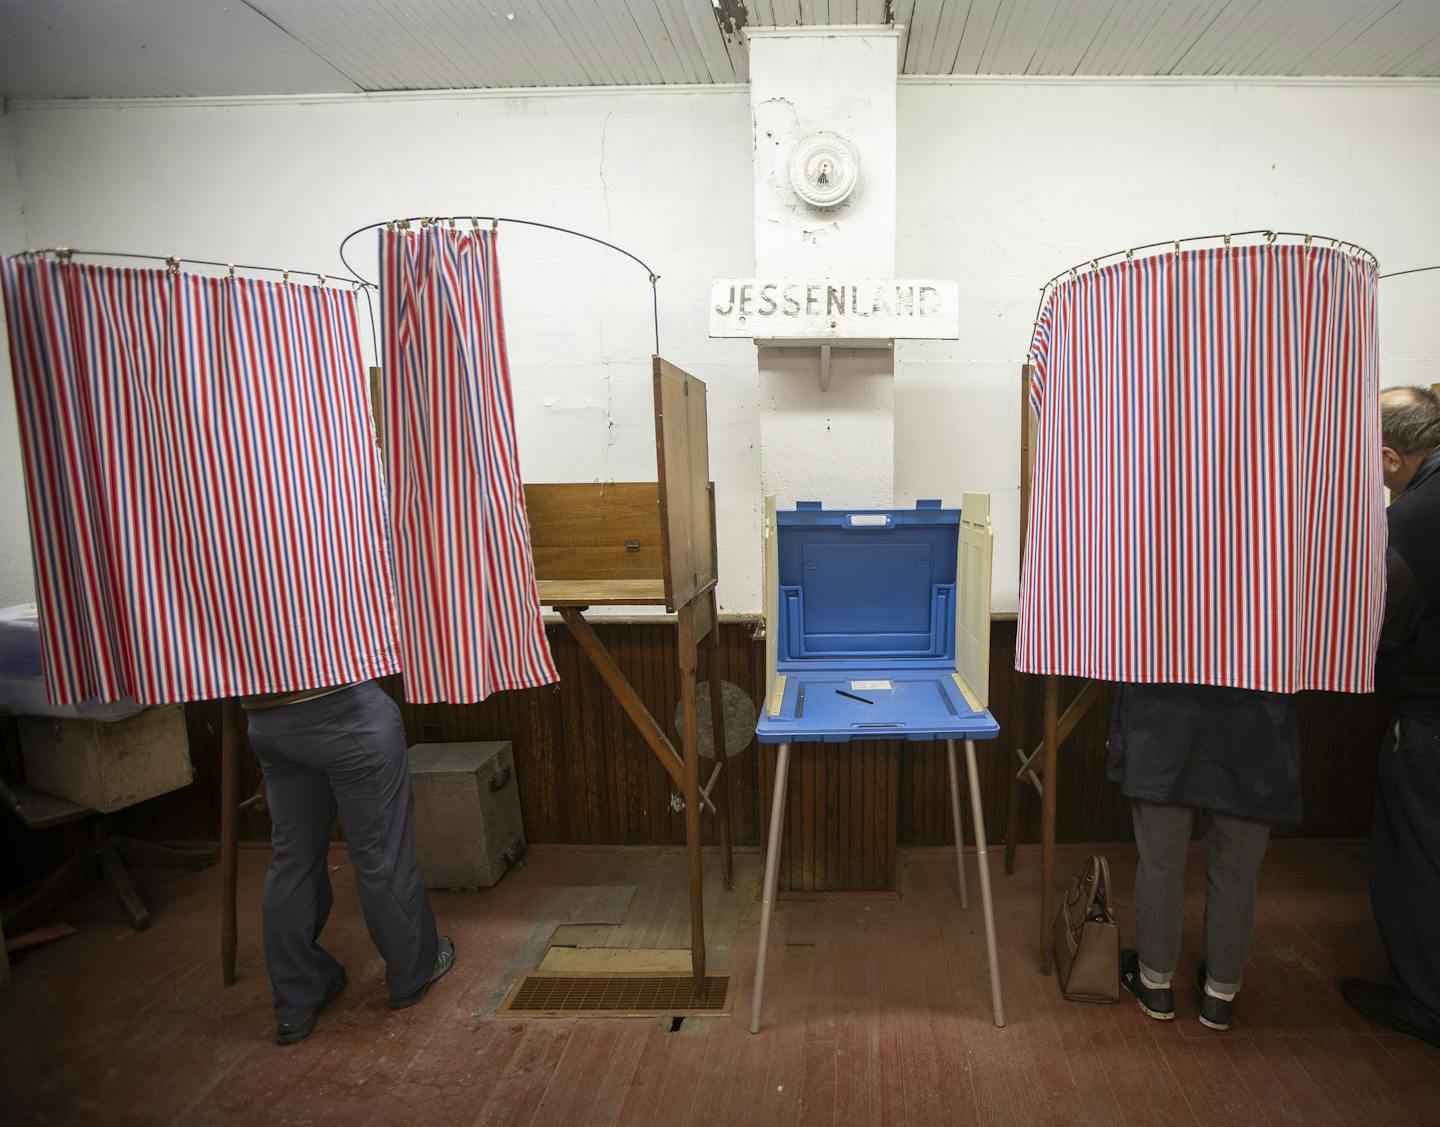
[1379,545,1424,655]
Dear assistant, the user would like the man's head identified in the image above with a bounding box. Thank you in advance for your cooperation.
[1380,385,1440,495]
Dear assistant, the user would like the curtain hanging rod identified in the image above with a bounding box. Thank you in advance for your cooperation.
[16,247,363,288]
[1378,264,1440,280]
[1031,230,1380,326]
[336,215,662,355]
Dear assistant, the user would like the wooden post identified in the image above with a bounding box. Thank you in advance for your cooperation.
[1007,363,1035,876]
[703,590,734,891]
[220,698,241,987]
[677,603,707,994]
[1038,675,1059,975]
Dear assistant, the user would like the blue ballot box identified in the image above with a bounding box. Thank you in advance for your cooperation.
[756,499,1000,744]
[748,496,1006,1034]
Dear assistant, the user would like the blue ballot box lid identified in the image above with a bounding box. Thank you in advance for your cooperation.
[758,501,999,744]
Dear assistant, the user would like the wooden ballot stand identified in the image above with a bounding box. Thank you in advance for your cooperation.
[525,356,732,995]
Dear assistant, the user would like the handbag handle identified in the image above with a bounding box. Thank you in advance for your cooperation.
[1080,854,1113,921]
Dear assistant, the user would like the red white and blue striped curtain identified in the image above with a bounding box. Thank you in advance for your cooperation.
[379,226,559,703]
[0,256,401,705]
[1019,244,1384,693]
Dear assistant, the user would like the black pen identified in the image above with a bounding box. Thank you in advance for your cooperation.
[835,689,874,705]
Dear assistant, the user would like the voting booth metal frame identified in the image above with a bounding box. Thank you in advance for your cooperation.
[750,494,1006,1033]
[1004,362,1104,976]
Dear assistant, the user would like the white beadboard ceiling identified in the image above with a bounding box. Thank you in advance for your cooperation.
[2,0,1439,99]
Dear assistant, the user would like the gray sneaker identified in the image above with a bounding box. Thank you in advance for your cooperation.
[389,936,456,1010]
[1196,963,1233,1031]
[1121,949,1175,1021]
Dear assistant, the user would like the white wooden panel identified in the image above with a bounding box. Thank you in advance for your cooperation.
[4,0,1440,98]
[0,0,359,98]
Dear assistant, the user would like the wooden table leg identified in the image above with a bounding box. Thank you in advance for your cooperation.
[220,698,241,987]
[1038,676,1059,976]
[677,605,706,995]
[703,591,734,891]
[1004,672,1028,876]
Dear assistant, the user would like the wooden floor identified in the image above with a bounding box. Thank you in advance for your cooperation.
[2,839,1436,1126]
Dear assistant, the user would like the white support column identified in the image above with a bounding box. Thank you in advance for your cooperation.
[747,26,899,509]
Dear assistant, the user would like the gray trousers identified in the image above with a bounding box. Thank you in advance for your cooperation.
[1131,799,1271,992]
[247,680,438,1023]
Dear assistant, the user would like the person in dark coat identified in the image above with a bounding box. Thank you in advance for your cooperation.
[1110,683,1299,1031]
[1343,385,1440,1049]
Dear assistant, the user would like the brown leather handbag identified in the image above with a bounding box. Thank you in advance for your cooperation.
[1053,854,1120,1003]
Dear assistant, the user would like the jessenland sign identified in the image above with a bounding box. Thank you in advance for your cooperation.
[709,278,960,340]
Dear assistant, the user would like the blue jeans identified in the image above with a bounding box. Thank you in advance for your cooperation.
[247,680,438,1023]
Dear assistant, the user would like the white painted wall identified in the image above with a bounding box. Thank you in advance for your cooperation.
[4,87,764,612]
[0,110,34,605]
[897,79,1440,610]
[750,27,900,512]
[4,79,1439,615]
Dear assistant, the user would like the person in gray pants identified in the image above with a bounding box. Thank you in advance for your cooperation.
[244,679,455,1045]
[1108,682,1300,1030]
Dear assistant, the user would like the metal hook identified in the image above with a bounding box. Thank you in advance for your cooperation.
[447,216,456,229]
[1223,234,1231,246]
[56,246,73,263]
[1174,239,1181,253]
[1265,230,1277,244]
[1090,259,1098,271]
[282,269,290,285]
[1125,248,1134,261]
[317,273,326,286]
[490,217,499,234]
[165,255,180,276]
[470,217,479,231]
[1068,267,1077,279]
[227,263,236,280]
[1304,234,1313,247]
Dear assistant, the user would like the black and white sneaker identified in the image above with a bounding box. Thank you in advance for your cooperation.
[1121,949,1175,1021]
[1196,963,1233,1031]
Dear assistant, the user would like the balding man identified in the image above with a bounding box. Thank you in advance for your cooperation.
[1344,385,1440,1049]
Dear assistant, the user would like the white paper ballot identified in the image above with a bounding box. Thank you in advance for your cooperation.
[850,680,892,691]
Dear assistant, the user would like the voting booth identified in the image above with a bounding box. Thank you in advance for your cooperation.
[750,494,1005,1033]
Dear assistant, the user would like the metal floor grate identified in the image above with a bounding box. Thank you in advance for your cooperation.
[498,973,731,1018]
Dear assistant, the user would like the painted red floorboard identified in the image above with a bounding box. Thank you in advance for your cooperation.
[2,842,1435,1127]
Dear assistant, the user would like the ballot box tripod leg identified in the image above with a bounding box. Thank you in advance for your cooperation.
[962,739,1006,1028]
[945,740,970,910]
[750,742,791,1035]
